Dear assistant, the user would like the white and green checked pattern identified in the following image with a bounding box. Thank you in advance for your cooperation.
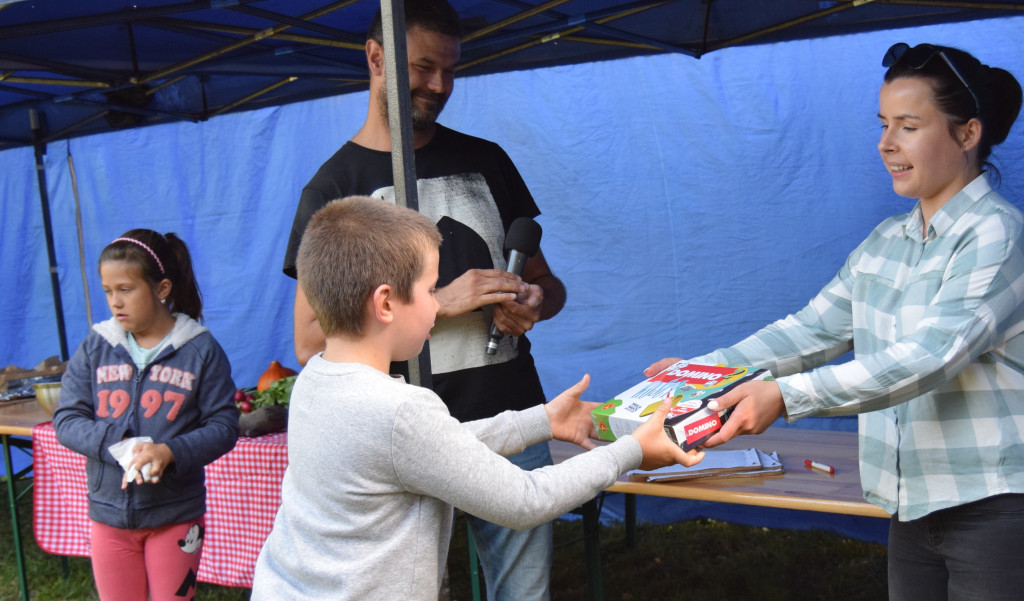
[693,174,1024,521]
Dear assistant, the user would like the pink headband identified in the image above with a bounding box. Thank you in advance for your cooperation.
[112,237,165,274]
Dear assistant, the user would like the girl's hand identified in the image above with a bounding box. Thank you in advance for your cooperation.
[121,442,175,489]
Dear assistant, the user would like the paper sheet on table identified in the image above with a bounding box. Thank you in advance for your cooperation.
[629,448,783,482]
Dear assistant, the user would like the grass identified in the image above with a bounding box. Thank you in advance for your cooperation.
[448,512,888,601]
[2,480,887,601]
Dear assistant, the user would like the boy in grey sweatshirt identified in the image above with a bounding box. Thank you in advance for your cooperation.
[251,197,703,600]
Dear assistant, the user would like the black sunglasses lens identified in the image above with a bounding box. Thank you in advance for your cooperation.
[882,42,909,67]
[879,42,979,115]
[883,43,941,70]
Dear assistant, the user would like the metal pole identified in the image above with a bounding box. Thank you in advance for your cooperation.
[381,0,416,209]
[380,0,432,389]
[30,108,70,361]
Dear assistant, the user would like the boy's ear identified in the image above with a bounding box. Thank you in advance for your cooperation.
[371,284,395,324]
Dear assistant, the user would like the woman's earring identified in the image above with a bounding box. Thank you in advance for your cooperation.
[160,298,167,305]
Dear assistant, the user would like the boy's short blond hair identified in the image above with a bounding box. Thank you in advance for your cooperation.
[297,196,442,337]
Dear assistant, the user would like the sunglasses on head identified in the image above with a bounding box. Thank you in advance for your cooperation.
[882,42,980,117]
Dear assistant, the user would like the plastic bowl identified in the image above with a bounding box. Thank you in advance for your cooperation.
[33,382,62,416]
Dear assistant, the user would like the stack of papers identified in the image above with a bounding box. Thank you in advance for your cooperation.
[629,448,783,482]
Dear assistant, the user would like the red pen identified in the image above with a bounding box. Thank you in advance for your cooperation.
[804,459,835,474]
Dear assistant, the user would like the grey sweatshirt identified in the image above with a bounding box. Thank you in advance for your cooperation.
[251,356,641,600]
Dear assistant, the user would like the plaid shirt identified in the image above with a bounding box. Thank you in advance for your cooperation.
[694,174,1024,520]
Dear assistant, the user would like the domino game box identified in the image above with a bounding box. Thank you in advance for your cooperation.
[591,361,773,451]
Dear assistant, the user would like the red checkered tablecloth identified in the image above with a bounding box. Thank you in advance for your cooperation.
[32,423,289,588]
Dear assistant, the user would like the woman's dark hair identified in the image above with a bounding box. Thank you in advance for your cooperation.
[99,229,204,321]
[366,0,461,44]
[883,43,1022,177]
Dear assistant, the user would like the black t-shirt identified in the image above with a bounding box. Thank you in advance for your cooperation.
[283,125,547,422]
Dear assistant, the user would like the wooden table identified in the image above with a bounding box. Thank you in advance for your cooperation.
[549,427,890,601]
[0,398,54,601]
[0,397,53,436]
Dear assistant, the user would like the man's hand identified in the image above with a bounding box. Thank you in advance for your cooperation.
[492,284,544,336]
[545,374,599,450]
[701,379,785,447]
[434,269,530,319]
[632,398,705,470]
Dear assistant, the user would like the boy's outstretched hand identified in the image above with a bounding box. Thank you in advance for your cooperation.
[545,374,600,450]
[632,398,705,470]
[544,373,705,470]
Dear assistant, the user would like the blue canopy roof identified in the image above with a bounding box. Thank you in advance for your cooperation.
[2,0,1022,149]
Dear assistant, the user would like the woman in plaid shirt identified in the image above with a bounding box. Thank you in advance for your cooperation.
[648,44,1023,600]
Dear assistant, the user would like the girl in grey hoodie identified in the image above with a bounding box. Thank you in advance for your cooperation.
[54,229,238,601]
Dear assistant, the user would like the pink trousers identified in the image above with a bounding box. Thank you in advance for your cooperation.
[90,517,205,601]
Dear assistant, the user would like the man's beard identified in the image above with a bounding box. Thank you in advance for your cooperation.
[377,87,448,132]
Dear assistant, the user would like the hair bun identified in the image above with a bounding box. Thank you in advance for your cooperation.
[987,67,1022,146]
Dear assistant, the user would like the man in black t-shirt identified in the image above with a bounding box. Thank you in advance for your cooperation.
[282,1,566,599]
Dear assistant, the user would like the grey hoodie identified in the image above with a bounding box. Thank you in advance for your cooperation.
[54,314,239,530]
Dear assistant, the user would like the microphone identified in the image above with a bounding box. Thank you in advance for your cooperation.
[486,217,542,355]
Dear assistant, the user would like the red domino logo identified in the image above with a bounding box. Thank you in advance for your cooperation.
[685,414,721,445]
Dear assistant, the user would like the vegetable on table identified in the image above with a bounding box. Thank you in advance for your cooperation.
[257,360,297,391]
[234,361,298,413]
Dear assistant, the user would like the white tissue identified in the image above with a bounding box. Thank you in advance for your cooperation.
[108,436,155,484]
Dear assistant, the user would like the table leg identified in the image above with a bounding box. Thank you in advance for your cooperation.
[625,493,636,548]
[466,521,482,601]
[2,434,30,601]
[582,496,604,601]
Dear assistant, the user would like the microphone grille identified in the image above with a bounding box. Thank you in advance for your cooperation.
[503,217,542,256]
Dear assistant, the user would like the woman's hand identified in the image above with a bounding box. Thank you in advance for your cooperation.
[643,357,682,378]
[702,379,785,447]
